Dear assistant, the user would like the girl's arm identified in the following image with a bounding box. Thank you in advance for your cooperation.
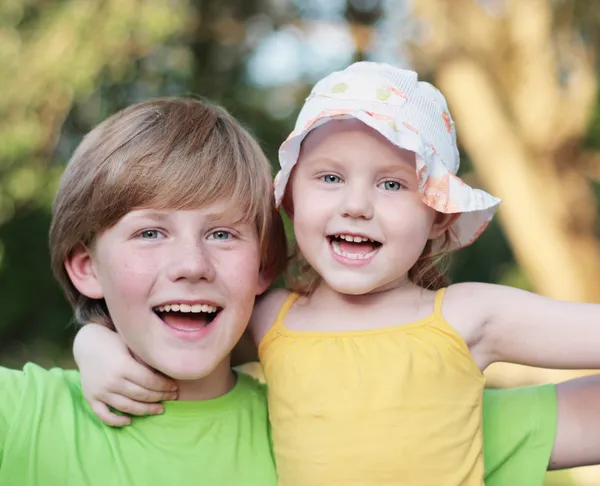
[73,289,289,425]
[452,282,600,370]
[73,324,177,426]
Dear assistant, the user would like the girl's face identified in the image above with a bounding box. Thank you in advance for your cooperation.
[289,119,447,296]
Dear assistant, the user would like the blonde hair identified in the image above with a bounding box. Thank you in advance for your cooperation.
[50,98,287,328]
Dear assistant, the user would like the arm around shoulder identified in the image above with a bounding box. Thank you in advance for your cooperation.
[551,374,600,469]
[482,383,557,485]
[0,366,27,441]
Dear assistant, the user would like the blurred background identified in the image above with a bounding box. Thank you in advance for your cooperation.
[0,0,599,483]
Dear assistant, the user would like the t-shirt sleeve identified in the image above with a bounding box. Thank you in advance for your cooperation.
[0,367,27,460]
[482,384,557,486]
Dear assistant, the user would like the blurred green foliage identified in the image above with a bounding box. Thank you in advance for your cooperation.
[0,0,592,373]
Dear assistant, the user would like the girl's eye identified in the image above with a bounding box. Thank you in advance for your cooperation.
[139,229,163,239]
[322,174,342,184]
[209,230,232,241]
[378,180,403,191]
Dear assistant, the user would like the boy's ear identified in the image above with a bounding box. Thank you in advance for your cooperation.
[255,271,273,296]
[429,212,459,240]
[64,244,104,299]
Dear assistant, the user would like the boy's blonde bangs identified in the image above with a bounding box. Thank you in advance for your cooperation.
[51,98,287,327]
[86,113,271,238]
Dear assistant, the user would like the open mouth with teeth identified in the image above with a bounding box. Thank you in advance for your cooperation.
[328,234,382,260]
[153,303,222,332]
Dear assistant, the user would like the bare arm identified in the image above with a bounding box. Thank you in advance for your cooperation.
[551,374,600,469]
[463,283,600,369]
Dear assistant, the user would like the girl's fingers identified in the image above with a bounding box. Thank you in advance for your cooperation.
[106,394,165,417]
[90,400,131,427]
[125,365,177,393]
[122,380,177,403]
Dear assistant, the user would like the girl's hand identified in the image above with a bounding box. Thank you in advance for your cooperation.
[73,324,178,426]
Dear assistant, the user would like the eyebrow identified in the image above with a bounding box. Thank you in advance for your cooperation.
[299,156,346,170]
[130,208,249,226]
[301,156,415,175]
[205,210,248,225]
[128,209,169,222]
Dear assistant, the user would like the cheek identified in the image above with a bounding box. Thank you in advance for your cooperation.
[383,201,436,239]
[97,249,155,301]
[290,177,328,219]
[215,246,262,294]
[292,193,329,237]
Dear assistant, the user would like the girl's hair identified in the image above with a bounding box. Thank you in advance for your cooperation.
[287,227,453,295]
[408,236,452,290]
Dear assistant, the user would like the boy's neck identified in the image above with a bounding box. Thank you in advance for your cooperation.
[174,360,237,401]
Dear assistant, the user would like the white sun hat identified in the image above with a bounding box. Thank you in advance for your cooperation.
[275,61,501,250]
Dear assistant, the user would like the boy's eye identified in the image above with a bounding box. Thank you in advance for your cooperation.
[209,230,232,240]
[378,180,403,191]
[139,229,163,239]
[322,174,342,184]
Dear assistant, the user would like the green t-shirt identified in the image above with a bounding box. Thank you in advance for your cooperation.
[483,384,557,485]
[0,363,277,486]
[0,364,557,485]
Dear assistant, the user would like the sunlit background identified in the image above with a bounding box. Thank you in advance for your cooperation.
[1,0,599,483]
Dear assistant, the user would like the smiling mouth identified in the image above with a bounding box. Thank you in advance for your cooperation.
[153,303,222,331]
[328,234,382,260]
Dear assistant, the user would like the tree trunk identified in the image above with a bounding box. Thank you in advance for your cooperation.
[405,2,600,482]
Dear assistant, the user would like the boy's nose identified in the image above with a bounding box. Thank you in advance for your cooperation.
[340,185,374,220]
[166,242,216,283]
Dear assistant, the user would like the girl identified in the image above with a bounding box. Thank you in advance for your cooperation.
[74,62,600,485]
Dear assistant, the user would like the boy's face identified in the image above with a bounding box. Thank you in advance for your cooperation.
[68,202,264,381]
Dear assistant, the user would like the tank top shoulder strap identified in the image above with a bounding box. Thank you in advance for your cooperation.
[258,292,301,357]
[273,292,301,329]
[432,287,447,318]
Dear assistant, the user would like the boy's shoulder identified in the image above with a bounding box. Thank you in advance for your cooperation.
[0,363,84,410]
[0,363,89,444]
[235,369,268,400]
[249,288,292,343]
[0,362,82,398]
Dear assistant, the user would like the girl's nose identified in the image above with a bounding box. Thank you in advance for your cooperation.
[339,184,374,220]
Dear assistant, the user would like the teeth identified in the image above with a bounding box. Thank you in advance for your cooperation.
[155,304,219,313]
[337,234,373,243]
[331,240,377,260]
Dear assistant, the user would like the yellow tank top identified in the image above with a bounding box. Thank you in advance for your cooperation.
[258,289,486,486]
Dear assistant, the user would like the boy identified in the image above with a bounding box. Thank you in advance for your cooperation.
[0,98,288,485]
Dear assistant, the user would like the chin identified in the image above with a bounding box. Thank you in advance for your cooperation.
[152,358,222,381]
[327,279,378,296]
